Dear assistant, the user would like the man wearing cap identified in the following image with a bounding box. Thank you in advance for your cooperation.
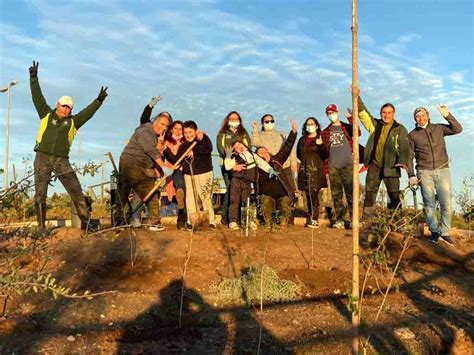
[29,61,108,231]
[407,105,462,245]
[321,104,361,229]
[357,94,410,222]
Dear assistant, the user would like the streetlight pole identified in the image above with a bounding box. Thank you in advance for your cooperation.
[1,80,18,190]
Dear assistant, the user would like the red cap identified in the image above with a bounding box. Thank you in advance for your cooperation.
[325,104,338,114]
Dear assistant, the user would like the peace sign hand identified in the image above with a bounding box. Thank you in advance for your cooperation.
[29,61,39,78]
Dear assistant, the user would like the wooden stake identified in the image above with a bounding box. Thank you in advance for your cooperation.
[351,0,361,353]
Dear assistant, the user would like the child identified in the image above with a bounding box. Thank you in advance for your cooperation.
[224,140,271,230]
[177,120,216,229]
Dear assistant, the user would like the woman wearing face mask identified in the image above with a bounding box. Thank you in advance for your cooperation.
[161,120,188,229]
[216,111,251,225]
[296,117,329,228]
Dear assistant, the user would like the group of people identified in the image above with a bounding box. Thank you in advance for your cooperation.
[28,61,463,245]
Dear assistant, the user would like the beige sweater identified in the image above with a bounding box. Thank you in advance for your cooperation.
[251,130,296,169]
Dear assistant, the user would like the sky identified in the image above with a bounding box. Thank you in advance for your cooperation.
[0,0,473,205]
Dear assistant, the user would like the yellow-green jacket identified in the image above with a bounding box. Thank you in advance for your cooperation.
[358,96,410,178]
[30,77,102,158]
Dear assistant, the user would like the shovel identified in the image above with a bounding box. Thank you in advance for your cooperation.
[131,142,197,217]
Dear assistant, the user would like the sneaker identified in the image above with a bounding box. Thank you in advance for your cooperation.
[149,223,165,232]
[427,232,440,244]
[209,222,217,230]
[439,235,454,246]
[333,220,345,230]
[229,222,240,231]
[184,223,193,231]
[130,217,142,228]
[306,219,319,229]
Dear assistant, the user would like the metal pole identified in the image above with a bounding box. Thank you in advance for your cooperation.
[4,86,11,190]
[351,0,360,353]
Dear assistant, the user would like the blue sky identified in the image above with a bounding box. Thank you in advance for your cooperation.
[0,0,473,204]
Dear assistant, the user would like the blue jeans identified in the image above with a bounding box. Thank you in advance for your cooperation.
[418,168,452,237]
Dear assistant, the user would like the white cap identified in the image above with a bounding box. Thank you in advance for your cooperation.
[57,96,73,108]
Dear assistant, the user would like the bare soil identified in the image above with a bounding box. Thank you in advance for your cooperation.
[0,222,472,354]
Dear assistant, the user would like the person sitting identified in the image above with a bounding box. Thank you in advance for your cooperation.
[177,120,216,229]
[255,119,298,230]
[224,140,271,231]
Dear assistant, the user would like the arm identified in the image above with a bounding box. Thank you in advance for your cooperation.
[216,133,226,158]
[358,96,376,134]
[30,79,51,119]
[317,139,330,160]
[439,113,463,136]
[139,96,162,125]
[273,130,297,165]
[243,130,251,148]
[407,134,416,177]
[73,86,107,128]
[254,154,272,173]
[397,126,410,167]
[193,135,213,155]
[224,156,237,171]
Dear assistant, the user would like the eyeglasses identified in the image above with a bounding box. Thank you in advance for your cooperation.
[264,119,275,124]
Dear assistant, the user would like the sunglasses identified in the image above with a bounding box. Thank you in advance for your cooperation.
[264,119,275,124]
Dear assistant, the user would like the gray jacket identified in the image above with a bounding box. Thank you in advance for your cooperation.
[120,122,161,168]
[407,113,462,177]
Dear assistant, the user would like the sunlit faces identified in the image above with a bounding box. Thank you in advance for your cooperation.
[381,106,395,124]
[171,123,183,139]
[415,111,429,127]
[306,119,318,134]
[228,113,241,128]
[152,116,170,135]
[233,141,247,154]
[55,102,72,118]
[262,115,275,131]
[256,147,270,162]
[184,127,197,142]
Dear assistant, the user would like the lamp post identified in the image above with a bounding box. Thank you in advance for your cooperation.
[1,80,18,190]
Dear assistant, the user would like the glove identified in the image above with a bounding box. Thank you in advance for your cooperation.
[148,96,162,108]
[97,86,108,102]
[29,61,39,78]
[409,176,418,187]
[268,167,280,178]
[224,147,233,158]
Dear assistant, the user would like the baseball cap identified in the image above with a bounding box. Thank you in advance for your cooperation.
[413,107,429,118]
[58,96,74,108]
[325,104,338,114]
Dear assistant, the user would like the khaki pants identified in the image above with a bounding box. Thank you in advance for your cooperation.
[184,171,215,224]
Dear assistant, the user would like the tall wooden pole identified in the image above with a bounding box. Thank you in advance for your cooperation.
[351,0,360,353]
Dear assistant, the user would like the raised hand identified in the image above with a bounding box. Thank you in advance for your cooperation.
[437,104,449,118]
[196,129,204,141]
[345,108,353,119]
[252,121,258,133]
[97,86,108,102]
[315,136,323,145]
[224,146,233,158]
[290,118,297,133]
[148,96,162,108]
[29,61,39,78]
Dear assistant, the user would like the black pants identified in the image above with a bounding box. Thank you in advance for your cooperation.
[220,167,231,224]
[116,158,160,224]
[34,151,89,226]
[364,162,400,218]
[229,178,252,223]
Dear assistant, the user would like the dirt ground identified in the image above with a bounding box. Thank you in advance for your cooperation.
[0,220,473,354]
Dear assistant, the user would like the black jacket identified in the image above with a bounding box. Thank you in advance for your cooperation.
[297,135,329,191]
[177,135,213,175]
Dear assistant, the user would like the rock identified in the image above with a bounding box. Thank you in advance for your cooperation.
[291,319,299,325]
[100,314,105,318]
[395,327,416,340]
[67,335,75,342]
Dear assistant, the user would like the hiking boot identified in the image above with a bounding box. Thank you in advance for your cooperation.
[428,232,440,244]
[82,219,100,233]
[149,223,165,232]
[306,219,319,229]
[229,222,240,231]
[333,220,345,230]
[176,188,185,209]
[439,235,454,246]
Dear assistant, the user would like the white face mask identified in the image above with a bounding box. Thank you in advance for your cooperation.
[173,134,183,140]
[263,122,274,131]
[228,121,240,128]
[306,125,317,134]
[328,113,339,123]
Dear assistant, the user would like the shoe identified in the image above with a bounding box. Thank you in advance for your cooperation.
[130,216,141,228]
[229,222,240,231]
[149,223,165,232]
[427,232,440,244]
[439,235,454,246]
[333,220,345,229]
[209,222,217,230]
[184,223,193,231]
[81,219,100,233]
[306,219,319,229]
